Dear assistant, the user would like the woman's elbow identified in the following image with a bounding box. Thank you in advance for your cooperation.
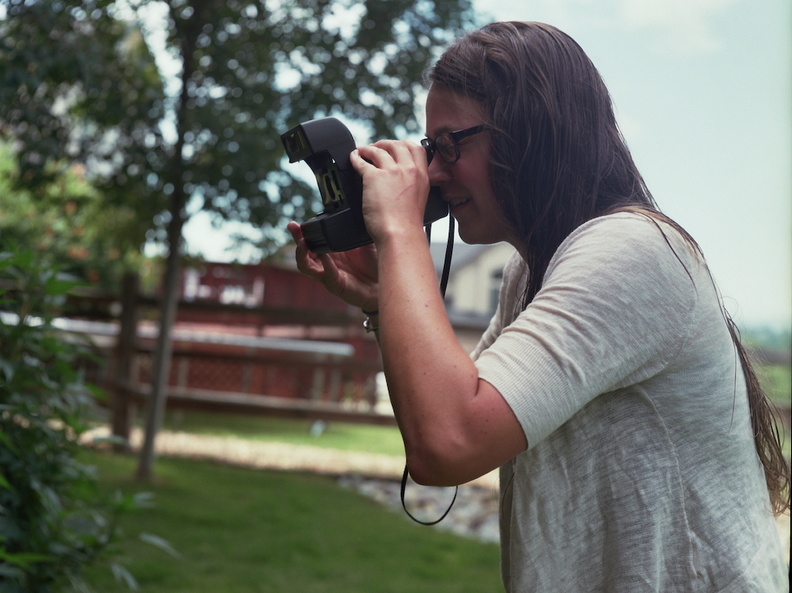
[404,442,475,487]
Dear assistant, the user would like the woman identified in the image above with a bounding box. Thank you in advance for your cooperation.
[288,21,789,592]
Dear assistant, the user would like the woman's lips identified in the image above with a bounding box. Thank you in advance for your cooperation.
[447,196,471,213]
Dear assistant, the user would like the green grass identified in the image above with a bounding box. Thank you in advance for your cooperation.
[153,411,406,457]
[80,362,787,591]
[81,451,501,593]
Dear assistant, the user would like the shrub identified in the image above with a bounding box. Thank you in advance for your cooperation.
[0,248,145,592]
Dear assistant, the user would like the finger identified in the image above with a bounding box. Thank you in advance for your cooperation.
[355,144,394,168]
[372,139,423,163]
[288,221,312,257]
[287,220,303,242]
[317,253,343,291]
[289,223,326,278]
[293,247,320,277]
[351,147,388,177]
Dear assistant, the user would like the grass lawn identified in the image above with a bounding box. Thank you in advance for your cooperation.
[80,450,501,593]
[153,411,406,457]
[78,361,787,591]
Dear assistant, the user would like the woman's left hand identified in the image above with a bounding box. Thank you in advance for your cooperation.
[349,140,430,245]
[286,221,379,312]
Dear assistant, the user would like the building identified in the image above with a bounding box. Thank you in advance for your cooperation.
[429,241,515,352]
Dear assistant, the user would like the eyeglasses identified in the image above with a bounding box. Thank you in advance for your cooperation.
[421,125,489,164]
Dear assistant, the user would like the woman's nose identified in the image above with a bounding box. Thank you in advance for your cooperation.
[427,157,452,185]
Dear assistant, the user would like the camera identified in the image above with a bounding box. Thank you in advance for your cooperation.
[281,117,448,254]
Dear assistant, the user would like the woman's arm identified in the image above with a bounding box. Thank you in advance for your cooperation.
[352,141,525,486]
[375,224,525,486]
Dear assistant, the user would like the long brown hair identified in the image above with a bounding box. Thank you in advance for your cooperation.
[427,21,790,514]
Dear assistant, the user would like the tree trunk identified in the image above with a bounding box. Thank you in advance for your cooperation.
[135,2,199,480]
[135,205,184,480]
[112,272,139,452]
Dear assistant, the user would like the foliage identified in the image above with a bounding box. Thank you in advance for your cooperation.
[151,0,479,248]
[743,325,792,353]
[0,142,146,291]
[0,0,478,480]
[0,0,167,260]
[0,0,478,258]
[80,451,500,593]
[0,248,165,592]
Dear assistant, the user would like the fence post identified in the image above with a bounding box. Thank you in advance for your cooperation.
[111,272,139,451]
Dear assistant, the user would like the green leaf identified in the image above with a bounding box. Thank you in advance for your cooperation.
[0,357,13,382]
[139,532,181,558]
[90,434,130,450]
[44,275,78,296]
[0,562,26,580]
[0,431,15,452]
[110,562,139,591]
[0,549,53,569]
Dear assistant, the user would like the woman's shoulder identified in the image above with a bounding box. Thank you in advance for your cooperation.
[553,210,703,271]
[542,210,713,319]
[571,210,691,242]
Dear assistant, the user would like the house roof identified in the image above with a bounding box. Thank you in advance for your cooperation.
[429,242,501,275]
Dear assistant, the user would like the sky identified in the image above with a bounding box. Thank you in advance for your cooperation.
[183,0,791,330]
[468,0,792,330]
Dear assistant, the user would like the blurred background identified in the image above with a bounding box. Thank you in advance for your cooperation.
[0,1,788,591]
[185,0,792,332]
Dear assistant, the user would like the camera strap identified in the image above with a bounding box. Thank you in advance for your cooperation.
[400,465,458,526]
[400,216,458,526]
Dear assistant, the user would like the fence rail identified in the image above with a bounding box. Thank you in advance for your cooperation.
[4,276,789,438]
[118,381,396,426]
[30,272,391,444]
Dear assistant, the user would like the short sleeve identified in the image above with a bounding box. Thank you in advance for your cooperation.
[475,213,702,448]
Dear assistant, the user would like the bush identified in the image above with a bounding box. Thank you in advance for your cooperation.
[0,248,144,592]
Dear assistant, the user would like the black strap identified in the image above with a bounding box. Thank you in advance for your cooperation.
[401,216,458,526]
[439,216,455,296]
[400,465,458,526]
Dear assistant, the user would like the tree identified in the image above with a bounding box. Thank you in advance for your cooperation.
[0,0,478,479]
[0,141,150,290]
[0,0,167,249]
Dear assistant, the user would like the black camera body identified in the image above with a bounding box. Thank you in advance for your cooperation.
[281,117,448,254]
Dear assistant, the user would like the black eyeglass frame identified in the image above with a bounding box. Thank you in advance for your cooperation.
[421,125,489,164]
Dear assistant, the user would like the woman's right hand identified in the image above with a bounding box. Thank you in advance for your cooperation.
[287,221,379,312]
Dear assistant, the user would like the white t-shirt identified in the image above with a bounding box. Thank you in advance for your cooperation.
[472,213,787,592]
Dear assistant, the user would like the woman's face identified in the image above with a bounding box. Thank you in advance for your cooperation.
[425,86,515,247]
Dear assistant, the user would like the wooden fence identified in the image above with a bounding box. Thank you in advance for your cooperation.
[8,273,790,440]
[50,273,397,447]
